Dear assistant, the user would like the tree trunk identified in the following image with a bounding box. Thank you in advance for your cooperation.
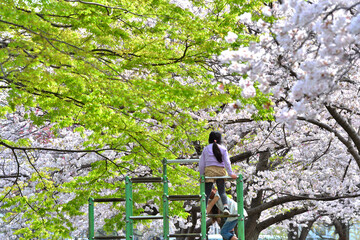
[299,219,316,240]
[333,218,349,240]
[245,216,261,240]
[244,227,261,240]
[245,149,270,240]
[288,223,299,240]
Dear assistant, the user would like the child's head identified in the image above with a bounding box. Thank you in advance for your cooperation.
[209,131,222,144]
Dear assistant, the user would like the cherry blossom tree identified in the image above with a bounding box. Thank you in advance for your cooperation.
[212,0,360,239]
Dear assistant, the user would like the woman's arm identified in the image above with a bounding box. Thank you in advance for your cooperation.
[222,148,237,179]
[206,196,219,213]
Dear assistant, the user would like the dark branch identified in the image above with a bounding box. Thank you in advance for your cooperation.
[258,207,308,231]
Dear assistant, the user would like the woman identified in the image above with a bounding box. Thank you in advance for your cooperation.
[199,131,237,214]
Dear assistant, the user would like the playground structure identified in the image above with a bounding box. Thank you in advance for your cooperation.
[88,159,245,240]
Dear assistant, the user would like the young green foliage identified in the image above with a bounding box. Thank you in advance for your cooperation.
[0,0,272,238]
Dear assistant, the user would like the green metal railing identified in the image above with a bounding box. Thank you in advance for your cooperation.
[88,158,245,240]
[88,198,126,240]
[237,175,245,240]
[200,175,207,240]
[125,176,133,240]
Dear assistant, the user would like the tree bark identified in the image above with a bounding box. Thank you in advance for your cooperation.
[333,218,349,240]
[288,223,299,240]
[244,228,261,240]
[299,219,316,240]
[246,149,270,239]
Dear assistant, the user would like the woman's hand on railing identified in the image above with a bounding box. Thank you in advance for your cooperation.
[230,174,237,179]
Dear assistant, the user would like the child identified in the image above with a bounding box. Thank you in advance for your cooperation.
[207,187,247,240]
[199,131,237,214]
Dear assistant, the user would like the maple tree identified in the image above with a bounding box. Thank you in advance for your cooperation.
[0,0,272,239]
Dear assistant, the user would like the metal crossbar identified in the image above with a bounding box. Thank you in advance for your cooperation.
[167,195,201,201]
[168,233,202,237]
[94,198,125,202]
[207,214,239,218]
[205,176,237,180]
[130,177,162,183]
[94,236,126,239]
[166,159,199,163]
[129,215,163,220]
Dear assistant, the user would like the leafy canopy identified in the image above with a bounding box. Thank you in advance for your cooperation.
[0,0,272,238]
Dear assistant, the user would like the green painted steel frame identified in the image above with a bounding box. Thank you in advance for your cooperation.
[162,158,169,240]
[237,175,245,240]
[88,197,95,240]
[125,176,133,240]
[200,175,206,240]
[88,159,245,240]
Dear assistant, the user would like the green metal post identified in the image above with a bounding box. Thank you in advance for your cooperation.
[88,197,95,240]
[125,176,133,240]
[162,158,167,177]
[200,175,206,240]
[237,175,245,240]
[163,175,169,240]
[162,158,169,240]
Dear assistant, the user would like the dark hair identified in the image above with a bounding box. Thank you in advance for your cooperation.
[209,131,223,163]
[211,203,220,224]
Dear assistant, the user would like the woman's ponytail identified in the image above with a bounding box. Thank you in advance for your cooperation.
[209,131,223,163]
